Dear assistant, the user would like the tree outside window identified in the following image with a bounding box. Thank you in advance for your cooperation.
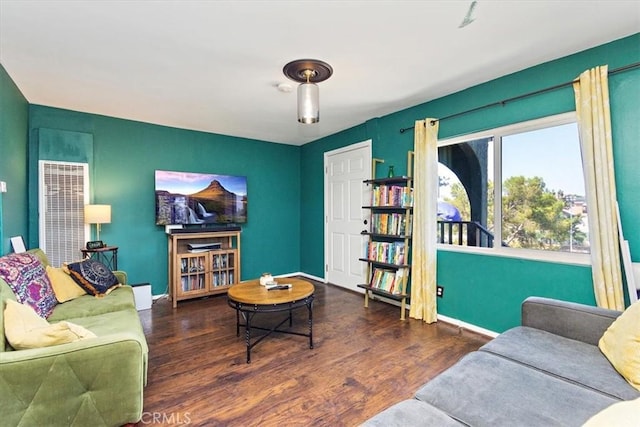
[437,114,589,255]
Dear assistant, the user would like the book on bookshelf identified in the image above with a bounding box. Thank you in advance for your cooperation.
[371,213,412,236]
[371,185,414,207]
[369,268,405,294]
[366,241,406,265]
[392,269,406,295]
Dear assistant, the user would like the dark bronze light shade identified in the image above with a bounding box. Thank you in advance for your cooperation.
[283,59,333,124]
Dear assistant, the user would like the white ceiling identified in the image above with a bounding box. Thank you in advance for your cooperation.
[1,1,638,146]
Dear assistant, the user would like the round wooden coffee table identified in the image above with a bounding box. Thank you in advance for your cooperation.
[227,278,315,363]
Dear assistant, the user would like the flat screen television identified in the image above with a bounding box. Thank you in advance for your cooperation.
[155,170,247,225]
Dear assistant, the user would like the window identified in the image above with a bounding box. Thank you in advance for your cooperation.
[437,112,589,263]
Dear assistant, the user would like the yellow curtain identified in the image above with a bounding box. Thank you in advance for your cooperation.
[410,119,439,323]
[573,65,624,311]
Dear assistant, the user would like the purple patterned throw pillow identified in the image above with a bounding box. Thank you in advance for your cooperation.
[0,253,57,318]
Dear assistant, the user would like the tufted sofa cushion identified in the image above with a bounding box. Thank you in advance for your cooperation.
[0,336,144,426]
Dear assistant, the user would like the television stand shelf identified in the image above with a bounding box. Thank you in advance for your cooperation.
[168,230,241,308]
[171,225,242,233]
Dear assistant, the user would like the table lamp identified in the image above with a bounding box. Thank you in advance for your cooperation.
[84,204,111,242]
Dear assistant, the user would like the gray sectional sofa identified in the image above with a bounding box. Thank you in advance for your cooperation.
[362,296,639,426]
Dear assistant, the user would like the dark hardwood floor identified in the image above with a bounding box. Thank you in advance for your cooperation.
[138,278,489,426]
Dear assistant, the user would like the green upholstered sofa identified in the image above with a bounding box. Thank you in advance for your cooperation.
[0,249,148,426]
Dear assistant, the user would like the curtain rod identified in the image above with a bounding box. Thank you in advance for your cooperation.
[399,62,640,133]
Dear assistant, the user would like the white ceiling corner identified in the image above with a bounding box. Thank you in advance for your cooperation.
[0,0,638,145]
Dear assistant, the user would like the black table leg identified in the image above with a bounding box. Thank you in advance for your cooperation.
[245,312,253,363]
[308,300,313,349]
[235,308,240,337]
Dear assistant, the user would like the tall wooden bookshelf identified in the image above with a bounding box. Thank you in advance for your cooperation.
[168,229,241,308]
[357,153,413,320]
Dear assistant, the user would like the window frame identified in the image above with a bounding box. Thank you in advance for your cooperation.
[437,111,590,266]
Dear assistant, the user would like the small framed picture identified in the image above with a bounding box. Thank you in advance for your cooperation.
[10,236,26,253]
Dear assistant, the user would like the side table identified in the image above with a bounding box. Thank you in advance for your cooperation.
[81,246,118,270]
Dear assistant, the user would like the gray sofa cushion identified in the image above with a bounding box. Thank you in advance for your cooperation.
[479,326,640,401]
[522,297,620,346]
[360,399,466,426]
[415,351,617,427]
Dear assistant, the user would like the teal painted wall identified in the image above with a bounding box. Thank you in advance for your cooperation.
[610,57,640,259]
[27,128,95,246]
[2,34,638,332]
[0,64,29,256]
[300,34,640,332]
[28,106,301,295]
[436,251,595,332]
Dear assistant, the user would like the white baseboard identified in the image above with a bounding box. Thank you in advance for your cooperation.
[276,271,325,282]
[437,313,499,338]
[358,290,498,338]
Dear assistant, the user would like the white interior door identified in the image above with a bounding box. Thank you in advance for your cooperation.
[324,140,371,291]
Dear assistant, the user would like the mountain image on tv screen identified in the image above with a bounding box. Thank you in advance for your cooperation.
[155,170,247,225]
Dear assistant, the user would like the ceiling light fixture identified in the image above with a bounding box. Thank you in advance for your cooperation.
[283,59,333,124]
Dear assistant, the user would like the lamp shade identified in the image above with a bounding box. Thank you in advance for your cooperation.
[84,204,111,224]
[298,82,319,124]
